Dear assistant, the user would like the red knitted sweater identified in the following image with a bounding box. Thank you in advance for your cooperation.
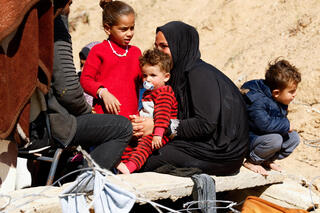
[80,40,142,118]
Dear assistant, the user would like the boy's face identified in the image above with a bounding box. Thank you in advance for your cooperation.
[272,82,298,105]
[142,64,170,90]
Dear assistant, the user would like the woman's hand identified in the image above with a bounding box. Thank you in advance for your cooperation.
[98,88,121,115]
[129,115,154,138]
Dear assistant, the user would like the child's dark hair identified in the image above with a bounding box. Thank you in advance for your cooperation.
[99,1,135,28]
[265,58,301,91]
[139,48,172,74]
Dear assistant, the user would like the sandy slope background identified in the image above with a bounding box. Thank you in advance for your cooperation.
[69,0,320,185]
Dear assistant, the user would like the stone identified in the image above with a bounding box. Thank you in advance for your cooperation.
[0,185,63,213]
[0,167,285,212]
[106,167,285,202]
[227,178,320,210]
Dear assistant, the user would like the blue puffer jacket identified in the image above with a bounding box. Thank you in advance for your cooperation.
[241,79,290,143]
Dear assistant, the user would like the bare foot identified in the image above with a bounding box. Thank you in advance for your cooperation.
[243,160,269,176]
[266,161,282,172]
[116,162,130,174]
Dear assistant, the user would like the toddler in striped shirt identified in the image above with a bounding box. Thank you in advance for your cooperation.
[118,48,178,174]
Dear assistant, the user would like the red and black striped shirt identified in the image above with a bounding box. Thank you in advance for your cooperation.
[140,85,178,137]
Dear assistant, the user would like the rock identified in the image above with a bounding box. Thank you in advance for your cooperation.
[228,178,320,211]
[106,167,285,202]
[0,167,285,212]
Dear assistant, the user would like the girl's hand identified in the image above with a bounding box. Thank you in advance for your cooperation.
[99,88,121,115]
[152,136,163,149]
[129,115,154,138]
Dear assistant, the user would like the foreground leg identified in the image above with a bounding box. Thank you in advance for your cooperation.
[120,135,154,174]
[277,131,300,160]
[116,162,130,174]
[142,140,243,176]
[72,114,132,170]
[264,161,282,172]
[243,160,268,176]
[249,134,283,163]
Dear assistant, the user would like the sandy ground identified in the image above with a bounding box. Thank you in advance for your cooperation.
[69,0,320,186]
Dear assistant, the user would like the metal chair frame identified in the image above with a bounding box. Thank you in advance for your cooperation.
[18,148,63,185]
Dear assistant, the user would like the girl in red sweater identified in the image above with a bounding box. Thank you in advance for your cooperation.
[80,1,142,118]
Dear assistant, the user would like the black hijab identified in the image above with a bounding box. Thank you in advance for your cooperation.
[156,21,201,119]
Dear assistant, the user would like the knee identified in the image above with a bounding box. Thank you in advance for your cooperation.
[288,131,300,147]
[118,116,133,138]
[268,134,283,151]
[124,121,133,137]
[290,131,300,142]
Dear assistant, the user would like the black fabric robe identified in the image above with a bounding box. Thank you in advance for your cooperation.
[145,21,249,175]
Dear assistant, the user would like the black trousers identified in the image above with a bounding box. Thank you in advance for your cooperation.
[71,114,132,170]
[142,140,243,176]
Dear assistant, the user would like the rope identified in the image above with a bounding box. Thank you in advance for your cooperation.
[309,176,320,211]
[0,194,11,211]
[181,200,240,213]
[303,138,320,149]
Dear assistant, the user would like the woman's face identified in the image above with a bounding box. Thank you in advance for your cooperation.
[155,31,172,60]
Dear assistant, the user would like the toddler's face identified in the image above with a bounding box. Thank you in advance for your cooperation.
[273,82,298,105]
[142,64,170,90]
[105,13,135,47]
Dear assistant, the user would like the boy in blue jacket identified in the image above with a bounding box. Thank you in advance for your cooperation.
[241,59,301,176]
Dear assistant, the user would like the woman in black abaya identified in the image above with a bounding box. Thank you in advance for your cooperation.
[131,21,249,176]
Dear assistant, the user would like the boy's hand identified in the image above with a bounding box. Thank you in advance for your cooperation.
[289,124,293,132]
[152,136,163,150]
[99,89,121,115]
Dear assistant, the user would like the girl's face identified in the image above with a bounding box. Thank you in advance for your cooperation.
[155,31,172,60]
[104,13,135,47]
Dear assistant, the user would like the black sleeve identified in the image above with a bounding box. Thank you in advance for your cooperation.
[177,68,220,139]
[52,15,91,116]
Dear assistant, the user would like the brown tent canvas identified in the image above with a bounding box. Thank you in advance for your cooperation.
[0,0,53,144]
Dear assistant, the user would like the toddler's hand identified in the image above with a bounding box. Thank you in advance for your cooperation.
[152,136,163,150]
[100,89,121,115]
